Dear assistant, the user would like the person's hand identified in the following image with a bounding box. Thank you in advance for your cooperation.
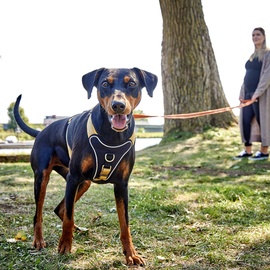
[239,98,246,104]
[251,96,258,103]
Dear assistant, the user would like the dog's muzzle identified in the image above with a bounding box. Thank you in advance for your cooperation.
[108,100,131,132]
[108,114,131,132]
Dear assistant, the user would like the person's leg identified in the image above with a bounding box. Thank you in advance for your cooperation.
[242,105,255,154]
[245,145,252,154]
[234,106,254,158]
[261,145,268,154]
[252,101,269,154]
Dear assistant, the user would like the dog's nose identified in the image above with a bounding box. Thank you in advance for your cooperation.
[112,101,126,113]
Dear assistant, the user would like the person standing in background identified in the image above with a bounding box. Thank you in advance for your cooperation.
[235,27,270,160]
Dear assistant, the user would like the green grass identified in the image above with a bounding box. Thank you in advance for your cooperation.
[1,124,270,269]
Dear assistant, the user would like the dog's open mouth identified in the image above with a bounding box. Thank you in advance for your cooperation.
[108,114,131,131]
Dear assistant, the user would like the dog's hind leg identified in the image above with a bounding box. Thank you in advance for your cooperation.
[32,167,51,250]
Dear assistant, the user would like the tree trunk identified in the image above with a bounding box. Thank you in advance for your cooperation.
[159,0,237,136]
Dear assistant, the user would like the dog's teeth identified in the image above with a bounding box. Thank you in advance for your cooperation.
[109,114,130,131]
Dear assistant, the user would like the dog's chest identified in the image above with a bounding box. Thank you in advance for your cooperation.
[66,111,135,182]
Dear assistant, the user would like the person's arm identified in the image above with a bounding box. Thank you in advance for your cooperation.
[252,51,270,100]
[239,83,245,102]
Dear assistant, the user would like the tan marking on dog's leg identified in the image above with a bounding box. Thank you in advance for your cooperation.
[33,169,51,250]
[58,217,74,254]
[58,185,78,254]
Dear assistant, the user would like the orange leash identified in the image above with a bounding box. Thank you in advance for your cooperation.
[133,100,255,119]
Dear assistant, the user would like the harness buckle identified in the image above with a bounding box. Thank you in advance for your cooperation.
[98,165,112,180]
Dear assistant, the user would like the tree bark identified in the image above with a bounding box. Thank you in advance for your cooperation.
[159,0,237,136]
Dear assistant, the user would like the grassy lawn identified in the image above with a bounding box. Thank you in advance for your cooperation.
[1,124,270,269]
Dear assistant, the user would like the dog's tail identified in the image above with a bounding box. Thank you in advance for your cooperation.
[14,95,40,138]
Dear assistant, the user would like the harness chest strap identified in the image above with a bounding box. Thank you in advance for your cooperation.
[87,114,136,181]
[89,135,134,181]
[66,112,136,181]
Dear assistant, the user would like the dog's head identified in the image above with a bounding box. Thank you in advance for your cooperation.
[82,68,158,132]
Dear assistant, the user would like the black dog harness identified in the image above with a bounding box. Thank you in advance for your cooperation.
[66,111,136,181]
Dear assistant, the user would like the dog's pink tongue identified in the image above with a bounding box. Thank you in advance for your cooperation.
[112,115,127,130]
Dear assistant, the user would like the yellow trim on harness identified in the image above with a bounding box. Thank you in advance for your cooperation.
[129,128,136,145]
[87,113,98,138]
[66,112,136,161]
[66,117,73,158]
[87,113,136,145]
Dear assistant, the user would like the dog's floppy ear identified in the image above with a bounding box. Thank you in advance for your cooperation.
[131,67,158,97]
[82,68,105,99]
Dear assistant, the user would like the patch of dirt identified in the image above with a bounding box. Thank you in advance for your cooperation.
[0,203,17,213]
[0,155,30,163]
[152,164,270,177]
[0,193,33,214]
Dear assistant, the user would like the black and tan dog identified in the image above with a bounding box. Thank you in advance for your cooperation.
[13,68,158,266]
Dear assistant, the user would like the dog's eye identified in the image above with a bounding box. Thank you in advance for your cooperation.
[128,81,136,87]
[101,81,109,88]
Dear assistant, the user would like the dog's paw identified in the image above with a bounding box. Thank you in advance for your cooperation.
[125,253,145,266]
[58,238,72,254]
[33,238,46,250]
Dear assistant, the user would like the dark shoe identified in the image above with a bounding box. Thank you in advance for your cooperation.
[249,151,269,161]
[234,150,253,160]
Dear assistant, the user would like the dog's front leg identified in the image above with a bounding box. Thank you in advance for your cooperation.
[54,180,91,228]
[114,183,145,266]
[58,175,79,254]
